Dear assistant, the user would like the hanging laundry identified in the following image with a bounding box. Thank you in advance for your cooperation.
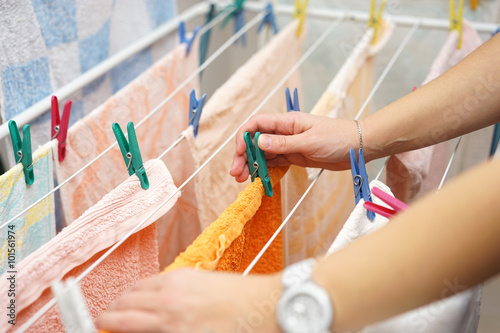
[0,159,179,333]
[284,21,393,264]
[386,20,486,202]
[163,167,287,274]
[0,141,56,276]
[0,0,177,155]
[53,40,201,269]
[184,20,304,231]
[327,180,482,333]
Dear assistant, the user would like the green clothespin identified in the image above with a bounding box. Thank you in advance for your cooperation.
[112,122,149,190]
[8,120,34,185]
[244,131,273,197]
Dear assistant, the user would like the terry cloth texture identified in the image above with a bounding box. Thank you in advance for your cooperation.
[163,167,288,275]
[0,141,56,275]
[53,41,200,268]
[0,159,179,332]
[327,180,482,333]
[284,22,393,265]
[184,20,304,233]
[386,20,488,203]
[0,0,177,157]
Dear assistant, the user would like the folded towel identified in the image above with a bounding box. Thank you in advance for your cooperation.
[0,159,179,332]
[284,22,393,264]
[163,167,288,274]
[327,180,482,333]
[53,41,201,268]
[184,20,304,233]
[387,21,486,203]
[0,141,56,276]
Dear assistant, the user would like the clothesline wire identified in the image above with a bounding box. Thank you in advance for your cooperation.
[18,14,346,331]
[437,136,463,193]
[1,9,265,232]
[244,21,420,275]
[375,157,389,181]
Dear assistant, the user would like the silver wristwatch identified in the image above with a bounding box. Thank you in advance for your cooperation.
[277,258,333,333]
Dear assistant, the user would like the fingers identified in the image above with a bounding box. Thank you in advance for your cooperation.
[257,133,307,155]
[235,113,308,155]
[108,291,160,312]
[96,310,162,333]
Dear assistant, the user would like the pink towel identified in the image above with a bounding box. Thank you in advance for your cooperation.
[387,21,484,202]
[184,20,304,231]
[54,41,201,268]
[0,159,179,332]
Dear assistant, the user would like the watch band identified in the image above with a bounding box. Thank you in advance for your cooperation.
[282,258,316,288]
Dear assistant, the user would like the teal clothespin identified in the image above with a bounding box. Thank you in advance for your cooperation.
[244,131,273,197]
[8,120,34,185]
[112,122,149,190]
[200,3,217,68]
[221,0,247,46]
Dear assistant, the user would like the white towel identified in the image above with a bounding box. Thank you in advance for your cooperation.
[328,180,482,333]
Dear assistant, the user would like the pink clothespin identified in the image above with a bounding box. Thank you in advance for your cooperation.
[412,86,417,91]
[363,187,408,219]
[51,96,72,162]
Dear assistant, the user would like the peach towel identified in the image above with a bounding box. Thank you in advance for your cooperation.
[284,23,393,264]
[0,160,179,332]
[163,167,287,274]
[54,41,200,269]
[184,20,304,232]
[387,21,486,202]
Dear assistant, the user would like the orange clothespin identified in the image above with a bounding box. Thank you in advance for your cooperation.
[368,0,387,45]
[450,0,464,49]
[293,0,309,38]
[470,0,478,10]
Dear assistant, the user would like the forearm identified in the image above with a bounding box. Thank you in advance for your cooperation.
[362,33,500,162]
[312,157,500,332]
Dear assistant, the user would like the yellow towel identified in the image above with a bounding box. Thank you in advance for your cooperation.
[163,167,288,274]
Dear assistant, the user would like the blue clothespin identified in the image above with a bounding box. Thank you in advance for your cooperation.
[258,2,278,35]
[179,21,200,55]
[188,89,207,138]
[286,88,300,112]
[492,27,500,37]
[8,120,34,185]
[112,122,149,190]
[221,0,247,46]
[350,148,375,220]
[244,131,273,197]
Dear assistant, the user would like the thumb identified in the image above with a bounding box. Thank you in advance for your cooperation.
[257,134,305,155]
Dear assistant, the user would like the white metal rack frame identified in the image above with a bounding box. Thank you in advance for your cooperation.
[0,0,498,140]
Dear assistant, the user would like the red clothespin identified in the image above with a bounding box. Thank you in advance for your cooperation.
[363,187,408,219]
[51,96,72,162]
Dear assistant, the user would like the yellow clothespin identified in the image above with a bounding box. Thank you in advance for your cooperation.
[293,0,309,38]
[450,0,464,49]
[470,0,478,10]
[368,0,387,45]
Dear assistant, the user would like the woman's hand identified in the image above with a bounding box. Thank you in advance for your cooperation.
[96,269,283,333]
[230,112,359,182]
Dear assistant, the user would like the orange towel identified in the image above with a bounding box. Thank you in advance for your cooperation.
[163,167,288,274]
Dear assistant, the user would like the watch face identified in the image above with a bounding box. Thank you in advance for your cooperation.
[278,283,333,333]
[284,293,325,331]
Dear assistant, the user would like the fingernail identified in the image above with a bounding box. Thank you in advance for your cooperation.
[259,135,271,149]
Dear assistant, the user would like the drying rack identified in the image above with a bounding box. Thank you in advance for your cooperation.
[5,1,500,331]
[0,0,498,141]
